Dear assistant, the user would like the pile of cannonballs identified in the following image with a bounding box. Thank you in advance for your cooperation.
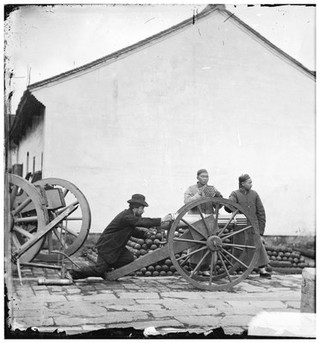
[126,230,314,276]
[265,245,313,269]
[126,231,178,277]
[83,228,314,276]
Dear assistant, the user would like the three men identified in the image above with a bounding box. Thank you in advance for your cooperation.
[70,171,271,281]
[69,194,171,280]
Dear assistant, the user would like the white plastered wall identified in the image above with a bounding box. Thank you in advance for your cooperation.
[27,11,315,235]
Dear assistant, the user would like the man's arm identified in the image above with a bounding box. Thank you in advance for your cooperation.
[256,194,266,235]
[184,185,202,204]
[225,191,238,213]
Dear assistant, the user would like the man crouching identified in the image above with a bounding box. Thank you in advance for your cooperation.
[69,194,172,280]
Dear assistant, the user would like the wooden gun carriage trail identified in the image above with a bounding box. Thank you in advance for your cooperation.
[6,173,262,291]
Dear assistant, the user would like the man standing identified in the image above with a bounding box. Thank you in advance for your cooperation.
[184,168,223,214]
[69,194,171,280]
[226,174,271,278]
[184,169,223,275]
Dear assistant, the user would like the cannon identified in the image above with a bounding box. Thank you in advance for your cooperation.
[7,173,91,282]
[7,173,262,291]
[105,197,262,291]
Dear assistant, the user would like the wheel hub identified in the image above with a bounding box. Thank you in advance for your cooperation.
[206,235,222,251]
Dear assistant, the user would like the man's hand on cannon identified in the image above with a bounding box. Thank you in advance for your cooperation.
[160,213,174,230]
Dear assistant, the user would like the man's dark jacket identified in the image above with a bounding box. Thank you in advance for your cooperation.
[96,209,161,264]
[228,188,266,235]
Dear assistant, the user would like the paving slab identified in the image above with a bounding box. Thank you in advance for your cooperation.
[174,315,222,328]
[6,264,308,339]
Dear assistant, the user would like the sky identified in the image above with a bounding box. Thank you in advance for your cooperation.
[3,3,316,114]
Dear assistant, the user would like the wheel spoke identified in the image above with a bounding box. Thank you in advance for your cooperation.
[190,250,210,278]
[209,252,217,285]
[218,251,232,282]
[10,185,19,209]
[221,225,253,240]
[180,218,207,239]
[219,249,235,268]
[197,207,211,236]
[58,224,78,237]
[56,200,79,215]
[221,247,249,269]
[11,197,32,216]
[15,216,39,223]
[222,242,256,249]
[213,203,220,233]
[53,228,69,249]
[176,246,207,262]
[13,226,34,239]
[11,233,21,249]
[173,237,207,245]
[63,217,83,221]
[217,209,239,237]
[180,253,192,266]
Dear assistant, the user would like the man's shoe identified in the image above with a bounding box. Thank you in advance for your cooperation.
[68,269,83,280]
[259,272,271,279]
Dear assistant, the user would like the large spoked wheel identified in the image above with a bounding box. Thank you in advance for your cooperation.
[34,178,91,262]
[168,197,261,291]
[8,174,49,263]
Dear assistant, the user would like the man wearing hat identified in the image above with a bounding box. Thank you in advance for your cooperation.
[225,174,271,278]
[69,194,172,280]
[184,169,223,275]
[184,169,223,214]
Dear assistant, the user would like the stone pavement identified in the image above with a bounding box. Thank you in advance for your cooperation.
[5,263,313,339]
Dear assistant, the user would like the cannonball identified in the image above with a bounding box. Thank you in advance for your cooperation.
[155,265,162,272]
[161,265,169,272]
[164,259,172,266]
[145,239,153,246]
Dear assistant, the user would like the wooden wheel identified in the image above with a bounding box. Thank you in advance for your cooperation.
[34,178,91,261]
[168,197,261,291]
[8,174,49,263]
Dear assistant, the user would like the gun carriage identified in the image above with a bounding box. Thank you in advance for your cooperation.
[7,173,261,291]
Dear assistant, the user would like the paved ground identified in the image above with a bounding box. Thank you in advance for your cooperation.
[5,259,314,339]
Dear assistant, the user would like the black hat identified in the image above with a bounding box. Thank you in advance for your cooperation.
[239,174,251,183]
[127,194,149,207]
[197,169,208,177]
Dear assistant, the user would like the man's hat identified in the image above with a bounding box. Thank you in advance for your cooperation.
[197,169,208,177]
[127,194,149,207]
[239,174,251,183]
